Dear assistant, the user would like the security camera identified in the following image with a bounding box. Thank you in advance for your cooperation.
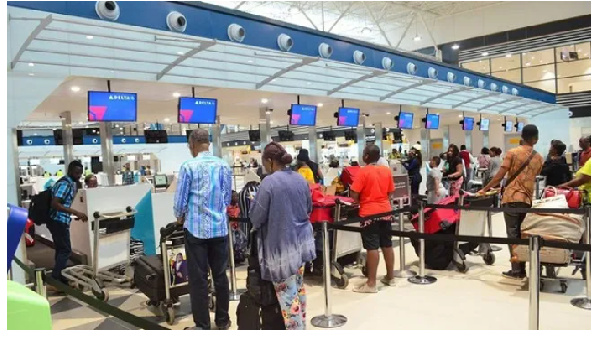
[95,1,120,21]
[277,34,293,52]
[406,62,417,75]
[166,11,187,32]
[447,72,456,83]
[318,43,333,58]
[490,83,498,92]
[463,77,471,87]
[511,88,519,96]
[427,67,438,79]
[228,23,245,42]
[502,85,509,94]
[353,50,366,65]
[478,79,485,89]
[381,57,393,70]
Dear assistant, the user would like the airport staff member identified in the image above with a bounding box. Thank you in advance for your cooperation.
[174,129,232,330]
[48,161,88,290]
[122,163,134,185]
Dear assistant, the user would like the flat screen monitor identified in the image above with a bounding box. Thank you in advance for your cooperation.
[178,97,217,124]
[337,107,360,127]
[504,121,513,132]
[479,118,490,131]
[144,130,168,143]
[463,117,475,131]
[248,130,260,142]
[278,130,294,142]
[88,91,137,122]
[398,112,413,129]
[289,104,317,126]
[426,114,440,130]
[344,130,356,141]
[516,122,524,132]
[154,174,168,188]
[322,130,336,141]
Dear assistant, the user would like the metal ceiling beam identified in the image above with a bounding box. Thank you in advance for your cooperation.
[477,96,522,112]
[292,3,320,31]
[379,79,435,101]
[419,13,438,52]
[233,1,247,10]
[363,1,393,47]
[156,40,217,80]
[327,70,386,95]
[451,92,498,109]
[10,14,53,69]
[393,14,415,50]
[327,2,354,33]
[255,57,318,89]
[420,87,471,105]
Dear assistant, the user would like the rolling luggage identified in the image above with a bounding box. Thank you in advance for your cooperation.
[134,254,170,303]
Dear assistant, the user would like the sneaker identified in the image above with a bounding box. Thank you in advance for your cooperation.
[502,270,526,280]
[380,277,396,287]
[353,282,377,293]
[217,320,231,330]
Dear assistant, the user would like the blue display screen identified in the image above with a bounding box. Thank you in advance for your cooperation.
[88,91,137,122]
[480,118,490,131]
[505,121,513,132]
[398,112,413,129]
[289,104,317,126]
[463,117,475,131]
[337,107,360,127]
[426,114,440,130]
[516,122,524,132]
[178,97,218,124]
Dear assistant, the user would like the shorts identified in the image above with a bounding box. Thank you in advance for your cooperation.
[360,219,393,250]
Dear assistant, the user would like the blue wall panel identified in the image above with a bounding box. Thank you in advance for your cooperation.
[21,136,55,146]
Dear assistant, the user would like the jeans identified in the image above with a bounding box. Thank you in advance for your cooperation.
[502,202,530,273]
[47,220,71,284]
[184,230,230,329]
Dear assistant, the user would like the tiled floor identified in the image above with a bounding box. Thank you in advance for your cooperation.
[47,213,591,330]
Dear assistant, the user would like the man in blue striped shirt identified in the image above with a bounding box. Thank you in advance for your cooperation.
[174,129,232,330]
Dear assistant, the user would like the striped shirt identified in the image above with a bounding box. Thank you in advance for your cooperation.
[50,176,77,225]
[173,152,232,239]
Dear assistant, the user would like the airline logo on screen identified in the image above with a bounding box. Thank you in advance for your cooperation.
[89,94,136,121]
[291,114,301,125]
[179,99,216,123]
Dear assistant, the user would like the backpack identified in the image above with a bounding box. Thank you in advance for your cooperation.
[28,177,72,225]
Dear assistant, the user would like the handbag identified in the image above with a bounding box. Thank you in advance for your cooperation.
[542,186,582,209]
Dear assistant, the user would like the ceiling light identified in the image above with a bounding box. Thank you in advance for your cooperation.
[481,52,489,57]
[164,118,170,122]
[70,86,81,92]
[531,56,535,59]
[172,92,181,98]
[266,109,272,115]
[317,103,323,107]
[452,43,459,50]
[28,62,34,67]
[525,62,531,66]
[386,112,391,115]
[522,52,527,56]
[86,35,94,40]
[459,114,463,117]
[177,51,184,55]
[307,82,312,85]
[261,98,268,104]
[506,53,512,58]
[78,121,84,125]
[28,73,34,76]
[413,35,422,42]
[247,60,254,63]
[115,124,120,128]
[578,49,582,53]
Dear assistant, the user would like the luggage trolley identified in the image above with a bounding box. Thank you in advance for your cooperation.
[453,191,498,273]
[330,199,362,288]
[62,207,136,301]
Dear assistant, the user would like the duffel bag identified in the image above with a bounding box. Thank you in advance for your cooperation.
[521,195,584,243]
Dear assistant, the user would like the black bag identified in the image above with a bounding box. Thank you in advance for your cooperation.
[260,303,286,330]
[28,177,71,225]
[134,254,189,303]
[411,224,456,270]
[236,292,261,330]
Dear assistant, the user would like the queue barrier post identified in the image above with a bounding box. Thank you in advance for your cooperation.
[227,222,240,301]
[408,201,437,285]
[311,221,347,328]
[34,268,47,298]
[528,235,540,330]
[571,205,591,310]
[397,199,415,278]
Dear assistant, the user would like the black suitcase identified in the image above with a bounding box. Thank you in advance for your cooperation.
[236,292,261,330]
[134,254,189,303]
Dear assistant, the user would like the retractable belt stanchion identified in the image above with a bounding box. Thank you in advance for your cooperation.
[528,235,540,330]
[408,201,437,285]
[311,221,347,328]
[571,205,591,310]
[397,199,415,278]
[227,223,240,301]
[34,268,46,298]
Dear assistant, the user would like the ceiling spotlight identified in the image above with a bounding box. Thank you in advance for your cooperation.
[164,118,170,122]
[266,110,272,115]
[28,73,34,76]
[115,124,120,128]
[459,114,463,117]
[386,112,391,115]
[506,53,512,58]
[172,92,181,98]
[247,60,254,63]
[28,62,34,67]
[413,35,422,42]
[317,103,323,107]
[481,52,489,57]
[525,62,531,66]
[86,35,94,40]
[261,98,268,104]
[452,43,460,50]
[177,51,184,55]
[71,86,81,92]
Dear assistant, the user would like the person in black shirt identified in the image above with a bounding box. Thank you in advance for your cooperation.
[443,144,464,196]
[402,149,422,195]
[541,140,572,187]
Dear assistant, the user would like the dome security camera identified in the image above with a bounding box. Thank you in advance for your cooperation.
[427,67,438,79]
[447,72,456,83]
[502,85,509,94]
[511,88,519,96]
[166,11,187,32]
[463,77,472,86]
[406,62,417,75]
[95,1,120,21]
[318,43,333,58]
[277,34,293,52]
[478,79,486,89]
[381,57,394,70]
[228,24,245,42]
[353,50,366,65]
[490,83,498,92]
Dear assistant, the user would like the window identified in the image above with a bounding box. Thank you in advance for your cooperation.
[492,69,521,83]
[491,54,521,72]
[558,75,591,93]
[461,60,490,74]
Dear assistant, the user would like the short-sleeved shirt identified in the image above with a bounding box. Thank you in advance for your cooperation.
[351,164,395,217]
[447,156,463,178]
[460,151,471,169]
[427,168,442,193]
[500,145,544,205]
[579,148,591,167]
[297,166,315,184]
[577,159,591,202]
[50,176,77,225]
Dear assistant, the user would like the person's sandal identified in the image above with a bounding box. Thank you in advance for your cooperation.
[353,282,377,293]
[380,277,396,286]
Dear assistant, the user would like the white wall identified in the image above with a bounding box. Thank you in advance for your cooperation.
[567,117,591,152]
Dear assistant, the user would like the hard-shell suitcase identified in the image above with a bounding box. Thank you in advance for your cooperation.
[134,255,189,303]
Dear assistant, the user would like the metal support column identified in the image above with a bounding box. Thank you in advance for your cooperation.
[442,125,450,152]
[465,130,473,152]
[420,128,431,160]
[60,111,74,170]
[571,205,591,310]
[482,129,490,148]
[357,115,366,165]
[397,199,415,278]
[529,235,540,330]
[374,123,384,152]
[308,126,320,166]
[99,122,115,186]
[408,201,437,285]
[212,116,222,158]
[259,107,271,150]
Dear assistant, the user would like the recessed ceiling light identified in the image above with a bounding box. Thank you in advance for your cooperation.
[115,124,120,128]
[248,60,254,63]
[71,86,80,92]
[177,51,184,55]
[28,62,34,67]
[459,114,463,117]
[522,52,527,56]
[86,35,94,40]
[272,79,277,82]
[261,98,268,104]
[317,103,323,107]
[525,62,531,66]
[28,73,34,76]
[172,92,181,98]
[452,43,459,50]
[266,110,272,115]
[506,53,512,58]
[413,35,421,42]
[481,52,489,57]
[164,118,170,122]
[386,112,391,115]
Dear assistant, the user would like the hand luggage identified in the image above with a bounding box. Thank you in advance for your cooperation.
[541,186,582,209]
[236,292,261,330]
[134,254,169,303]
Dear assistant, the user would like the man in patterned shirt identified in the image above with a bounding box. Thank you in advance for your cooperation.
[174,129,232,330]
[479,124,543,280]
[48,160,88,286]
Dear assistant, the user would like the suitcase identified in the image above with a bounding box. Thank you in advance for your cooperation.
[411,224,455,270]
[134,254,189,303]
[237,292,261,330]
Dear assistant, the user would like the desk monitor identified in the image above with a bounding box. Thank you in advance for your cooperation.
[425,114,439,130]
[516,122,524,132]
[154,174,168,188]
[504,121,513,132]
[479,118,490,131]
[463,117,475,131]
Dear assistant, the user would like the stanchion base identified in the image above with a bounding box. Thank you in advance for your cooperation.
[397,269,416,278]
[490,245,502,252]
[570,297,591,310]
[311,314,347,328]
[408,275,437,285]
